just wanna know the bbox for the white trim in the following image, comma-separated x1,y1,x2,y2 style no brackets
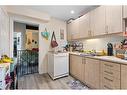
9,17,14,57
9,15,41,73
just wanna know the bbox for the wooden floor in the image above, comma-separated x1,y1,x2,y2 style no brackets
18,73,75,89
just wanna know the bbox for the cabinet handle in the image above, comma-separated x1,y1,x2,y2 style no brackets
104,85,112,89
104,71,113,75
107,26,108,33
88,30,92,36
89,31,91,36
104,77,113,82
82,59,84,64
105,25,108,34
90,30,93,36
104,64,113,67
82,59,86,64
88,30,90,36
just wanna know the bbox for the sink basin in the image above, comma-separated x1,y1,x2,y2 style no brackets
80,53,95,56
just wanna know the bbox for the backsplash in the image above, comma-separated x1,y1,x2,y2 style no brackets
80,35,125,51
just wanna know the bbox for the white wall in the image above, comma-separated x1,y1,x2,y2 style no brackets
80,35,125,51
0,7,10,57
39,18,67,74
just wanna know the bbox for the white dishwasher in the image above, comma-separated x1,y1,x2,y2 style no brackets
48,52,69,80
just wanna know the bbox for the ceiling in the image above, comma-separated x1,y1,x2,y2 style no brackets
21,5,98,21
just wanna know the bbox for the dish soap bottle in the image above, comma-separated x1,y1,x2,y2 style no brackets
124,50,127,60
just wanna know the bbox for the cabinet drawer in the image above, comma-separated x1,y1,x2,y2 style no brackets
101,67,120,79
100,74,120,89
101,61,120,71
101,81,120,89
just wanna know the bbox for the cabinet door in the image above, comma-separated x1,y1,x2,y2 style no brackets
70,54,76,76
67,20,79,41
67,23,72,41
105,6,123,34
69,54,83,81
85,58,100,88
90,6,106,36
71,19,80,40
123,5,127,18
79,13,90,38
121,65,127,89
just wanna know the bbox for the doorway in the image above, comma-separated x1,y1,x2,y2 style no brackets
13,21,39,76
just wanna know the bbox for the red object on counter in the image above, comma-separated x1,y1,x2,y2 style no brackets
32,48,39,52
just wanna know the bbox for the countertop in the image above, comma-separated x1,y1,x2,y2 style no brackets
69,52,127,65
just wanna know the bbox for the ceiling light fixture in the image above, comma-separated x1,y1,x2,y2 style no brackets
70,10,75,14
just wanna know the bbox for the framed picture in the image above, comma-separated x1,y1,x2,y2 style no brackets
60,29,64,40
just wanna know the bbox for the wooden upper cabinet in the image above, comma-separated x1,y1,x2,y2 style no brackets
123,5,127,18
79,13,90,38
71,19,80,40
67,19,79,40
89,5,123,36
90,6,106,36
105,6,123,34
67,23,72,41
67,5,123,40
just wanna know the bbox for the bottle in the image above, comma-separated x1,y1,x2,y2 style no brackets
124,50,127,60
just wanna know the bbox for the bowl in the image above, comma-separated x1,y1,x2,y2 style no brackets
115,54,124,59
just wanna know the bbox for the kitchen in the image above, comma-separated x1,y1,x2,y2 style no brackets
67,5,127,89
0,5,127,90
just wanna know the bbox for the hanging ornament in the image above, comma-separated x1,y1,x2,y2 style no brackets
41,28,50,40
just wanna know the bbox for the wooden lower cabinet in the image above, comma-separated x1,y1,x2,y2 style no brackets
84,58,100,89
69,54,84,81
100,61,120,89
70,56,100,89
121,65,127,89
69,54,127,89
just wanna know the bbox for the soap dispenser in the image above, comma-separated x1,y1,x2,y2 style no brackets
124,50,127,60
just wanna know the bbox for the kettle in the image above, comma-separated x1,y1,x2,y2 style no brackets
107,43,113,56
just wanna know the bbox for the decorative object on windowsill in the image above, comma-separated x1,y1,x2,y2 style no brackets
41,28,50,40
51,31,58,48
27,39,31,45
35,41,37,44
32,39,34,42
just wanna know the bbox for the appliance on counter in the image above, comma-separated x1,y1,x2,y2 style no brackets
48,52,69,80
69,41,83,52
107,43,113,56
121,39,127,49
